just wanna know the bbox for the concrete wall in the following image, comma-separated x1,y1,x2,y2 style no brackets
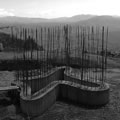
20,82,109,117
59,83,109,106
64,72,99,87
26,67,64,94
20,67,109,117
20,85,59,117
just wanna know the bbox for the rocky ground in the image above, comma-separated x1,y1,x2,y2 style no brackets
0,71,25,120
0,69,120,120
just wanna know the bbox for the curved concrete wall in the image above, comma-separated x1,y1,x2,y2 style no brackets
64,72,99,87
20,67,109,117
59,83,109,106
26,67,64,94
20,84,59,117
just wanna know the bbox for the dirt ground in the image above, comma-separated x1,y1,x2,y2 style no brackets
1,69,120,120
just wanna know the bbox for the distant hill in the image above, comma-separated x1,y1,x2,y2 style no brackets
0,15,120,51
0,15,95,24
74,15,120,51
48,15,95,22
0,15,119,25
0,15,120,29
0,15,120,31
0,16,48,24
75,15,120,31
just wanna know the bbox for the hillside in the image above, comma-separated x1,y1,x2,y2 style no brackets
0,15,95,24
0,32,41,51
75,15,120,31
0,15,120,51
0,15,119,28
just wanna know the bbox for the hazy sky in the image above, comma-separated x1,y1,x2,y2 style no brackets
0,0,119,18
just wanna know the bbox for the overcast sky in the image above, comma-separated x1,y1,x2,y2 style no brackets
0,0,119,18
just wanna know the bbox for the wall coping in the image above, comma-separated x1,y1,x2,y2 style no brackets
20,80,109,101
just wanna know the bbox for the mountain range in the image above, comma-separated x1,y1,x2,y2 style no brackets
0,14,120,51
0,15,120,29
0,15,95,23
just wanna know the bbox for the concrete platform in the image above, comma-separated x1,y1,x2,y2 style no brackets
0,86,19,91
20,81,109,117
20,67,110,117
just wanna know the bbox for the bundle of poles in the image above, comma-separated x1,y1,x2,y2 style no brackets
10,25,108,96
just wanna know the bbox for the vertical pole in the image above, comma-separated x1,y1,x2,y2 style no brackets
102,26,105,85
105,27,108,82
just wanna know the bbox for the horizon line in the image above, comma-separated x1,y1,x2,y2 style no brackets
0,14,120,19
